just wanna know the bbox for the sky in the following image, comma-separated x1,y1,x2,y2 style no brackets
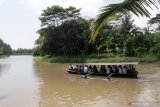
0,0,159,49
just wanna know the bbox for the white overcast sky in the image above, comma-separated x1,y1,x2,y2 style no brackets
0,0,159,49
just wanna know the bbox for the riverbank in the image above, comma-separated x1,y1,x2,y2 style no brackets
12,53,32,55
0,55,8,59
36,54,160,63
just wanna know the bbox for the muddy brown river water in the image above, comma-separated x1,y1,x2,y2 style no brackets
0,56,160,107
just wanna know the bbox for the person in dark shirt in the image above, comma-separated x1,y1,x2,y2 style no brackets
93,65,99,73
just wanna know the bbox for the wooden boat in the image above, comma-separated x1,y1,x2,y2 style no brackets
66,62,138,78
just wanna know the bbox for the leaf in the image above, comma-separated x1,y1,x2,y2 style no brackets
90,0,160,42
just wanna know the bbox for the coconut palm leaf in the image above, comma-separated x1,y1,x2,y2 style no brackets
90,0,160,42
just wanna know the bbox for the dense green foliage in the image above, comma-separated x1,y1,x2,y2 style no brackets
93,14,160,57
33,5,94,56
12,48,32,55
0,38,12,56
34,5,160,62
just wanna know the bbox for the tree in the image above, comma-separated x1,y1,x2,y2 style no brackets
12,48,32,55
148,13,160,31
36,18,92,56
34,5,93,56
0,38,12,56
94,14,142,54
90,0,160,42
118,14,142,37
39,5,81,27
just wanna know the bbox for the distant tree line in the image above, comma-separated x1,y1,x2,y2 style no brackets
12,48,32,55
0,38,12,56
33,5,160,57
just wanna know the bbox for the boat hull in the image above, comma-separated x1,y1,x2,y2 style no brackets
66,69,138,78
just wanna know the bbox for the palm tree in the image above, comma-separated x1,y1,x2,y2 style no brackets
148,13,160,31
90,0,160,42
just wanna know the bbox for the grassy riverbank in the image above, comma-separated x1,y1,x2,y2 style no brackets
37,54,160,63
0,55,8,59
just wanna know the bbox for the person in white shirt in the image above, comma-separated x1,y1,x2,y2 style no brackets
122,66,127,74
118,65,123,74
84,65,88,73
106,65,110,74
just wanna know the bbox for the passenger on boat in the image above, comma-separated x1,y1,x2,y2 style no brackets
69,64,73,70
112,65,115,73
72,65,75,71
131,65,138,74
100,65,106,73
106,65,111,74
80,65,84,73
122,65,127,74
110,65,114,73
75,65,80,74
93,65,99,73
88,65,93,73
118,65,123,74
127,65,133,73
131,65,136,72
84,65,88,73
114,65,118,73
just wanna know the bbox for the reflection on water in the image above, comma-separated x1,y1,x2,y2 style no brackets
0,56,160,107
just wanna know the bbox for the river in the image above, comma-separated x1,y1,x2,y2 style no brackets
0,56,160,107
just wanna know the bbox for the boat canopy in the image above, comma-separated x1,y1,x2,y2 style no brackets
84,62,139,66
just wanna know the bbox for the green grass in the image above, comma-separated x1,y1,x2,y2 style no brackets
0,55,7,59
37,55,86,63
36,54,160,63
86,56,139,63
140,55,160,63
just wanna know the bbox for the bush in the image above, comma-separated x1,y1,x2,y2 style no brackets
150,43,160,56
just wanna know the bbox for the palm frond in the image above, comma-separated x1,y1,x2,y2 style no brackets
90,0,160,42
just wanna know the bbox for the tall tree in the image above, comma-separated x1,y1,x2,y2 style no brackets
34,5,93,56
96,14,142,54
39,5,81,27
